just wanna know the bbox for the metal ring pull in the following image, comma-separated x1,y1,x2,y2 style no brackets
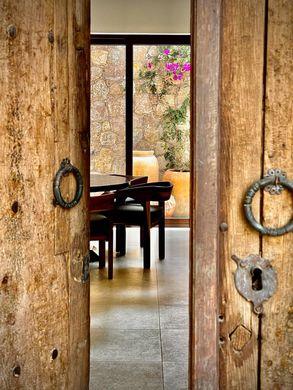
53,158,83,209
244,169,293,236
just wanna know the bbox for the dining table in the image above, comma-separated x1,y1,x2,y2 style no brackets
90,173,148,193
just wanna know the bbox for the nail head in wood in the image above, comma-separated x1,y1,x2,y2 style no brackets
219,222,228,232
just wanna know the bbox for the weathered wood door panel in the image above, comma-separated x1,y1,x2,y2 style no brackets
262,1,293,388
219,1,265,388
0,1,90,389
190,0,292,388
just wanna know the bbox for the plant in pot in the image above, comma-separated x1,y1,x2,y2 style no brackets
139,46,191,217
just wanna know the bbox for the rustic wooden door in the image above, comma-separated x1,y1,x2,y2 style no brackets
190,0,292,389
0,1,90,389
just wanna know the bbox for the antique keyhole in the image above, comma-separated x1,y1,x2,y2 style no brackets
251,267,263,291
232,254,277,314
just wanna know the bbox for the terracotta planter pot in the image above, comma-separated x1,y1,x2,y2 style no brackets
165,195,176,217
163,169,190,217
133,150,159,182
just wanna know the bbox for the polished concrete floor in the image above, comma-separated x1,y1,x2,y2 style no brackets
89,227,189,390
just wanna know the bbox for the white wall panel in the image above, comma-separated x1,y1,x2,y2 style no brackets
91,0,190,33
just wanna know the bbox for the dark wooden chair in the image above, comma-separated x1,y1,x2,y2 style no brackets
113,181,173,269
110,174,149,253
89,192,114,279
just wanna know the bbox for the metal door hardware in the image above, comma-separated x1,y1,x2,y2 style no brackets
244,168,293,236
232,254,277,314
53,158,83,208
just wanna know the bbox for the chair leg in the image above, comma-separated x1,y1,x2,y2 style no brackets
159,217,165,260
115,225,121,252
143,227,151,269
99,241,106,268
108,229,113,280
140,226,144,247
89,249,100,263
116,225,126,256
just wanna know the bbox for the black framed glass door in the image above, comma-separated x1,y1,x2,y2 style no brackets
90,35,191,220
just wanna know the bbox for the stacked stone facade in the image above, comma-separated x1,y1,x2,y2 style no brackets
91,45,190,177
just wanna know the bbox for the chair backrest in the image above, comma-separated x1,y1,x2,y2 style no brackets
89,192,115,213
109,173,148,186
115,181,173,204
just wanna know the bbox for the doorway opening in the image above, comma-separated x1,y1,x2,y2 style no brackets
89,34,191,389
90,34,191,223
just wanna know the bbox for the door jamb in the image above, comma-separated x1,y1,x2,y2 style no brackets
189,0,221,388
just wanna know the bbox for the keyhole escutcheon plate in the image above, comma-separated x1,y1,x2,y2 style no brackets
232,254,277,314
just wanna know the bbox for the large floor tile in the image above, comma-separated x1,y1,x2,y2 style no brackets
90,265,158,305
158,285,188,305
160,329,189,363
90,361,164,390
90,227,190,388
91,328,162,362
156,257,189,271
159,304,188,329
157,271,189,286
163,228,189,253
163,361,188,390
91,303,159,329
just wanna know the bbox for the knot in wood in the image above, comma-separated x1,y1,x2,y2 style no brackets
7,25,17,39
48,31,54,44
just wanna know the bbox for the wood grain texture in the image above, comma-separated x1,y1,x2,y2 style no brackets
219,1,265,388
261,1,293,388
67,0,91,388
0,1,90,389
190,0,221,388
53,0,71,256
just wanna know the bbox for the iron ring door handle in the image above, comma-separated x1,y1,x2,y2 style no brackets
244,169,293,236
53,158,83,209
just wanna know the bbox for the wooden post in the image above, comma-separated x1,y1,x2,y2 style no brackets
0,1,90,389
190,0,221,388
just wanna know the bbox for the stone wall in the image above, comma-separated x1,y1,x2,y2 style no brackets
91,45,126,173
91,45,190,176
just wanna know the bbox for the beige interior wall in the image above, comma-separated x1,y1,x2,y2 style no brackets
91,0,190,33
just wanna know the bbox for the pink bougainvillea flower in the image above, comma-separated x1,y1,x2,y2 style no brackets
166,63,180,73
163,49,170,55
173,63,180,71
147,62,153,69
182,63,191,72
174,73,183,80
